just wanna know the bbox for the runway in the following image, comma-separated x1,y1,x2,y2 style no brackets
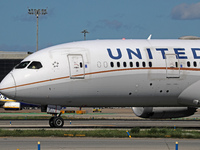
1,137,200,150
0,119,199,129
0,107,199,129
0,109,199,150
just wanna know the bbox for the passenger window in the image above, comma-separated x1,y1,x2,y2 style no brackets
123,62,127,67
117,62,120,67
103,62,108,68
194,61,197,67
15,61,30,69
187,61,190,67
149,62,152,67
110,62,114,67
142,62,146,67
130,62,133,67
175,62,178,68
28,61,43,69
80,62,83,68
136,62,139,67
97,61,101,68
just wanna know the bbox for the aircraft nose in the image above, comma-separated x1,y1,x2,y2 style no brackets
0,73,16,99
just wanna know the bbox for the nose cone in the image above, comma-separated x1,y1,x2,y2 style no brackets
0,73,16,99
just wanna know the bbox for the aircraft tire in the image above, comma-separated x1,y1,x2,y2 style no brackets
53,116,64,128
49,117,55,127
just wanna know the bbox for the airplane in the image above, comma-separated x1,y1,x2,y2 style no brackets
0,93,39,110
0,37,200,127
0,93,20,110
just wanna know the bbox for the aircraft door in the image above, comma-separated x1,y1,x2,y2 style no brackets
165,54,180,78
68,54,85,79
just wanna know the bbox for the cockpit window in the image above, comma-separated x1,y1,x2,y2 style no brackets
15,61,30,69
27,61,43,69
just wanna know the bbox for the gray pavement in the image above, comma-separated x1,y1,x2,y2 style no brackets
0,108,199,150
0,137,200,150
0,120,199,129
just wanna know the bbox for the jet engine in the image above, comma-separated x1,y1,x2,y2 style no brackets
132,107,197,119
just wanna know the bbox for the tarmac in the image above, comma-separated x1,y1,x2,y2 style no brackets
0,107,199,149
0,120,200,130
0,107,199,129
1,137,200,150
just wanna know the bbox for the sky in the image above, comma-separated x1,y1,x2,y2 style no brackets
1,0,200,52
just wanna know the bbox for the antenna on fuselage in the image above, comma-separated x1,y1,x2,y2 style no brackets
81,29,89,40
147,34,152,40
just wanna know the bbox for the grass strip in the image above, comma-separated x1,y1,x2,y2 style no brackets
0,128,200,138
0,116,50,120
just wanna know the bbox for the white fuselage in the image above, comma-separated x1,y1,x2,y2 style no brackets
0,39,200,107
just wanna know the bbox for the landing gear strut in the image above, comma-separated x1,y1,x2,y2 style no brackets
41,105,64,128
49,113,64,128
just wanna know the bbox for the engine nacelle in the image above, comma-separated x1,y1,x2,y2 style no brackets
132,107,197,119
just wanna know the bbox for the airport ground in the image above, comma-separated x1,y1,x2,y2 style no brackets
0,120,200,129
1,137,200,150
0,107,199,129
0,107,200,149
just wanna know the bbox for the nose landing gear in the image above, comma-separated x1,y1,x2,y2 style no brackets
41,105,64,128
49,115,64,128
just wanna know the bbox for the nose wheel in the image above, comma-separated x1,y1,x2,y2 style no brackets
49,116,64,128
